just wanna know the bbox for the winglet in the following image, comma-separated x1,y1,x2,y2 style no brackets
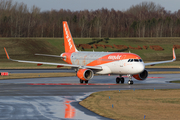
173,48,176,61
4,47,10,60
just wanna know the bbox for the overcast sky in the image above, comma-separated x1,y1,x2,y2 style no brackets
13,0,180,12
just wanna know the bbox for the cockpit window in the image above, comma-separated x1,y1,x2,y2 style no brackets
134,59,139,62
128,59,143,62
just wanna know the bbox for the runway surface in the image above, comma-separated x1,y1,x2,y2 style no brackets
0,69,74,73
0,69,180,119
0,68,180,73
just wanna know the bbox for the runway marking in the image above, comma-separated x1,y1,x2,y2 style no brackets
122,76,165,79
27,83,118,86
27,77,165,86
148,77,164,78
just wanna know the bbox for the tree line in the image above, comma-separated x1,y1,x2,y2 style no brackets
1,0,180,38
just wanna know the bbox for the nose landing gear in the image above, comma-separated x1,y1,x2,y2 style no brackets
127,74,133,85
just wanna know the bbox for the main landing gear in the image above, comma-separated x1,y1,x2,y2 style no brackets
80,79,88,84
116,75,124,84
116,75,134,85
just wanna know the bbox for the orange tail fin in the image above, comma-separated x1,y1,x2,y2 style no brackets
63,21,78,53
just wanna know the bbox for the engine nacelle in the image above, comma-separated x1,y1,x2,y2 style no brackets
133,69,148,80
77,69,94,81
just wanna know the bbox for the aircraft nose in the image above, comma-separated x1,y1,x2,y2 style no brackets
138,63,145,73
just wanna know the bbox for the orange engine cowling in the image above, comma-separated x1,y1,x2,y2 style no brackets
77,69,94,81
133,70,148,80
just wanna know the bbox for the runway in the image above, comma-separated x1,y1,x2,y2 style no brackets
0,69,180,119
0,68,74,73
0,68,180,73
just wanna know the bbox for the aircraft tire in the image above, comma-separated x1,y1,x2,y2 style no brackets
128,80,133,85
116,77,120,84
80,79,84,83
121,77,124,84
85,80,88,83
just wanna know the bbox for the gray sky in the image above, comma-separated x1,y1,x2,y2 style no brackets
13,0,180,12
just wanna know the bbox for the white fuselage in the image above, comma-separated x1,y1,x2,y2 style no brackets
65,51,145,75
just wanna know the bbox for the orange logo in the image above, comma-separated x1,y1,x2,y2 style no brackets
64,23,72,50
108,55,122,60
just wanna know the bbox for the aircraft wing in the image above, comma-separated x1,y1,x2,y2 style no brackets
4,48,102,70
144,48,176,66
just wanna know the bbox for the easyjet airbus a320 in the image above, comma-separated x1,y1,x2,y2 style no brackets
4,21,176,85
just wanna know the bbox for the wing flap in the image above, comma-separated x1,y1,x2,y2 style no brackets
35,53,65,58
13,59,102,69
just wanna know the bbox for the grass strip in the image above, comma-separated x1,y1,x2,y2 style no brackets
80,89,180,120
170,81,180,83
0,71,179,80
148,71,180,74
0,72,76,80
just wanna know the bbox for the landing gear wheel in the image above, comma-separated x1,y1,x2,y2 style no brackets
116,77,120,84
128,80,133,85
80,79,84,83
85,80,89,83
121,77,124,84
127,74,133,85
116,77,125,84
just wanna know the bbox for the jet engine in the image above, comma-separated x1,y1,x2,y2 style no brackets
77,69,94,80
133,69,148,80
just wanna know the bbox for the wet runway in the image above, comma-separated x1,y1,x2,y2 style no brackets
0,68,180,73
0,69,180,119
0,69,74,73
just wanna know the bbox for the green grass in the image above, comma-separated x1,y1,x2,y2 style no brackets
0,72,76,80
170,80,180,83
80,89,180,120
0,37,180,68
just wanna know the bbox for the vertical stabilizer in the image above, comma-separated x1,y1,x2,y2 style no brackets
63,21,78,53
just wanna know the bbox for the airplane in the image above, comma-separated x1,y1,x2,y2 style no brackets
4,21,176,85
